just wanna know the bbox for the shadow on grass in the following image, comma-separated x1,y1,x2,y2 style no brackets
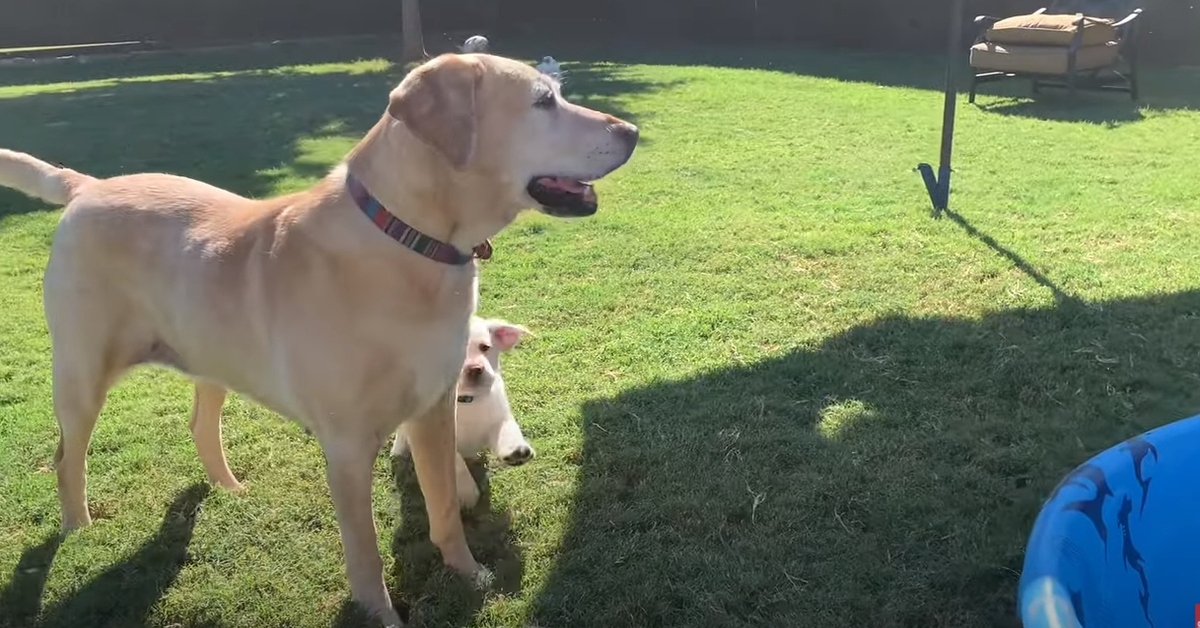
968,68,1200,125
0,39,674,221
0,36,406,89
0,533,62,628
941,208,1079,307
498,37,1200,127
503,38,956,93
973,91,1148,126
0,483,210,628
336,456,525,627
0,65,402,219
528,285,1200,626
555,61,684,132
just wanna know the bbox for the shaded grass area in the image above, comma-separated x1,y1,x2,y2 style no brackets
501,37,1200,120
2,37,1200,628
3,485,209,628
533,291,1200,627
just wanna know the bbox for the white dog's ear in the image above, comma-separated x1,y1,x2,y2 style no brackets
485,319,530,351
387,54,482,169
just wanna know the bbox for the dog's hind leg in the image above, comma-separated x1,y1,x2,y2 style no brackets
46,256,152,530
50,354,109,530
47,306,139,531
189,380,243,491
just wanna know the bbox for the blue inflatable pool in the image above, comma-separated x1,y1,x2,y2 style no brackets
1018,413,1200,628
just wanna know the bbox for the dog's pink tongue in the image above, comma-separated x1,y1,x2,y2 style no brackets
539,177,589,193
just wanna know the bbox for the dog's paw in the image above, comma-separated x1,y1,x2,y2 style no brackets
457,479,481,510
217,478,246,492
466,564,495,591
375,607,404,628
61,514,93,531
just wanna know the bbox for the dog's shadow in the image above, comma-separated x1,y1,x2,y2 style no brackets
334,455,525,628
0,483,210,628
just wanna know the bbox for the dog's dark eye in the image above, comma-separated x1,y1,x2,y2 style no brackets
479,343,491,353
533,91,556,109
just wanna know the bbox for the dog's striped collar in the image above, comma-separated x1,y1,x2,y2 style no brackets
345,172,492,265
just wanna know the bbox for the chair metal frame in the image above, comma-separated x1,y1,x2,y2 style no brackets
967,6,1143,103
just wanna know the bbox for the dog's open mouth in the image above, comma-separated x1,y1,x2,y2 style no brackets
527,176,597,217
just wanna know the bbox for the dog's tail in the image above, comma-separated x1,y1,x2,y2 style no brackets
0,149,95,205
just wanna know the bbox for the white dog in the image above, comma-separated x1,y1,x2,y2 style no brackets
392,316,533,508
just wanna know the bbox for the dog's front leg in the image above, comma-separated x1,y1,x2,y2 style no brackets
322,433,402,627
455,453,481,509
407,389,486,581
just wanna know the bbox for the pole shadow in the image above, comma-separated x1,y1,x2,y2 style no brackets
941,207,1080,307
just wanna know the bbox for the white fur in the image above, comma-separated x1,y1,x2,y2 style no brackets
392,316,533,508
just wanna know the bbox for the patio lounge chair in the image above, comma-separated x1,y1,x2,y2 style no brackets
968,0,1143,102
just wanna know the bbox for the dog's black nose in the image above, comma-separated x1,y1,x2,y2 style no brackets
502,445,534,466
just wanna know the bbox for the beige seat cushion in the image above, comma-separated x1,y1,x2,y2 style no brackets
970,41,1120,75
986,13,1117,47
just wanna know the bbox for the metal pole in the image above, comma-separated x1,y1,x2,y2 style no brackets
918,0,965,216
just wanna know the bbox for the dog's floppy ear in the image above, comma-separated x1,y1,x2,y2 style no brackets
485,319,530,351
387,54,482,169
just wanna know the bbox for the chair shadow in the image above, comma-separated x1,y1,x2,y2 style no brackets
526,283,1200,626
334,456,525,628
968,67,1200,125
0,483,211,628
973,90,1147,126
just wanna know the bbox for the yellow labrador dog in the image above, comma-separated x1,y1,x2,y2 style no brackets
0,53,637,626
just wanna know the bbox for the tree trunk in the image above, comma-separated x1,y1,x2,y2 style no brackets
401,0,427,62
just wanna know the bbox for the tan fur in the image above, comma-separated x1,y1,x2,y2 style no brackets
388,55,482,169
0,148,93,205
4,53,637,627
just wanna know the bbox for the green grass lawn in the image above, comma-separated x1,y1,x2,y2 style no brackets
3,38,1200,628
